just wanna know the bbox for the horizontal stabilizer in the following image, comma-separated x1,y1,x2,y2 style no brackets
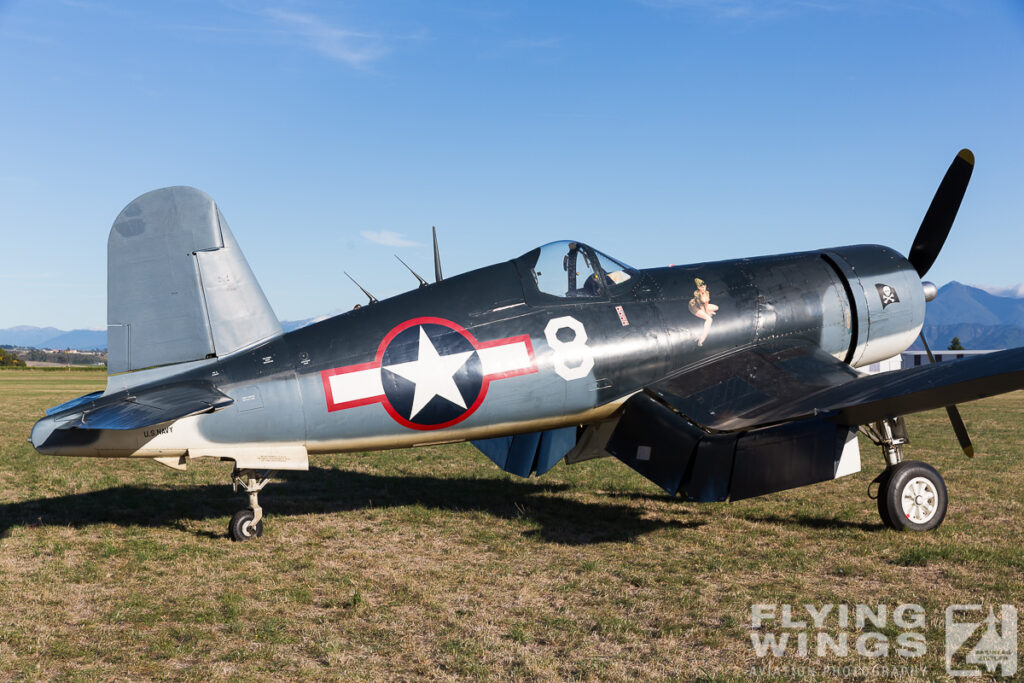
472,427,577,477
53,381,233,431
46,391,104,417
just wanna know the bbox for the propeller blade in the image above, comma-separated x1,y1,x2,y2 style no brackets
907,148,974,277
945,405,975,458
432,226,443,282
919,333,974,457
919,332,936,363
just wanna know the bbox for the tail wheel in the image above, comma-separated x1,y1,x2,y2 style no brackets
880,460,948,531
229,509,264,542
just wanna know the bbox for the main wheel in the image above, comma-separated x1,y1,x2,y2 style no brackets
229,509,264,542
880,461,947,531
875,468,896,529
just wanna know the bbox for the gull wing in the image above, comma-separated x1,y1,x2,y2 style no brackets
599,341,1024,501
646,339,1024,431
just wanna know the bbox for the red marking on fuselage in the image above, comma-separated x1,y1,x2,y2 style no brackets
321,317,538,431
321,360,384,412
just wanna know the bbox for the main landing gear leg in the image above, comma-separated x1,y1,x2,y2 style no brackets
862,417,947,531
229,469,276,542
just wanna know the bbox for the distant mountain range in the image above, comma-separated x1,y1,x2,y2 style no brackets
0,326,108,350
916,282,1024,350
0,318,319,351
2,283,1021,351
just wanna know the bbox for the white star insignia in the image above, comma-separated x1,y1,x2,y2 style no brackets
384,327,475,419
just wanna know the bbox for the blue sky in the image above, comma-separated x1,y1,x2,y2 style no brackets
1,0,1022,329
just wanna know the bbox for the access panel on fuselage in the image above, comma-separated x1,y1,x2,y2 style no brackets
742,253,852,358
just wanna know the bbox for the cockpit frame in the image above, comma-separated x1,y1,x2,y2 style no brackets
514,240,637,306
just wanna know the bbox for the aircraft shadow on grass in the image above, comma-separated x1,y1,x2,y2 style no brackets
739,514,884,532
0,466,703,544
599,491,887,531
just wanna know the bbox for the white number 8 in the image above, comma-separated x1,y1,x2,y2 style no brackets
545,316,594,381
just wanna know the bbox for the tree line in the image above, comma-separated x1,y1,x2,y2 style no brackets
0,346,106,366
0,348,22,366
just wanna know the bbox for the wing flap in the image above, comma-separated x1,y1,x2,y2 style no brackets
603,392,861,500
472,427,577,477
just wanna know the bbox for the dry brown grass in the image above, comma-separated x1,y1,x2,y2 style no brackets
1,369,1022,680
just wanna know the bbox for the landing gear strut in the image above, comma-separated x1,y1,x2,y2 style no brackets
862,417,947,531
229,469,276,541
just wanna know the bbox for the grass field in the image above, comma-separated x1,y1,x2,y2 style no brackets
1,370,1021,681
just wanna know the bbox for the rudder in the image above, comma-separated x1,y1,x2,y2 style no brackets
107,186,282,374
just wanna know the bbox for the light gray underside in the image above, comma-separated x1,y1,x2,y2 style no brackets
107,186,282,374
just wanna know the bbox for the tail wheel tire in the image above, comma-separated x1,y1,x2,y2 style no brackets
229,509,264,542
881,461,948,531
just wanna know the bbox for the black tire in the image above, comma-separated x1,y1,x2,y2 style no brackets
881,461,947,531
229,509,264,542
875,469,896,529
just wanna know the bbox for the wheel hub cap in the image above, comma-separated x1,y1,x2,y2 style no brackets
901,476,938,524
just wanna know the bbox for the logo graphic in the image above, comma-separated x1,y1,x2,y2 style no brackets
876,283,900,308
321,317,536,430
946,604,1017,677
749,603,927,661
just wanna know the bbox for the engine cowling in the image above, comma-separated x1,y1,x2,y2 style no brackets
822,245,925,368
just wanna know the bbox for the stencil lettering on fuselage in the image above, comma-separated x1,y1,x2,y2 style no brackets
321,317,537,430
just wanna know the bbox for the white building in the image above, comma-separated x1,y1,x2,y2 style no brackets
900,349,997,368
857,349,999,375
863,356,904,374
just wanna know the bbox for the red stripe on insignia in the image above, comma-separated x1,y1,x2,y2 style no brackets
321,360,384,412
477,334,537,380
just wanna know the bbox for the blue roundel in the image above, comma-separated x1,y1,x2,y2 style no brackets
379,323,483,427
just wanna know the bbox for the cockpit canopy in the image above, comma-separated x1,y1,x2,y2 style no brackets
525,241,634,299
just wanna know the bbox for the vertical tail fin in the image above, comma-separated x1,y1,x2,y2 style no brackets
107,186,282,375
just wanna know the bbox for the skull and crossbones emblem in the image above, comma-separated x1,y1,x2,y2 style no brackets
876,283,900,308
